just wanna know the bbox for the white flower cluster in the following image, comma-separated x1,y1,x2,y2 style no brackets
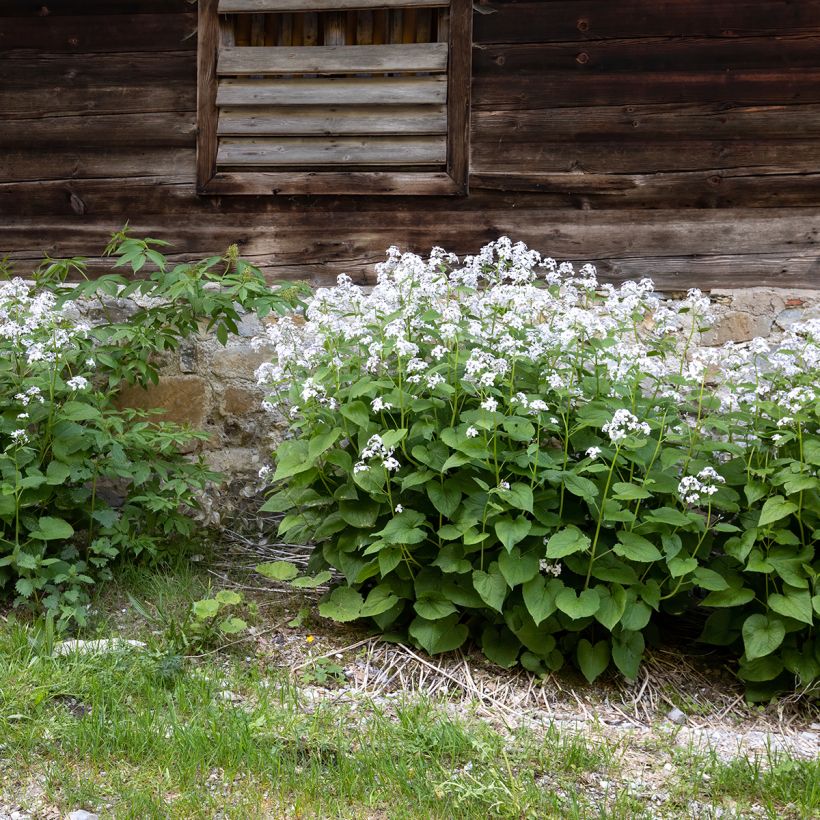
539,559,562,577
601,409,651,444
253,238,818,469
678,466,726,505
354,434,401,474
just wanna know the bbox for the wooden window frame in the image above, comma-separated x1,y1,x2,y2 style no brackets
196,0,471,196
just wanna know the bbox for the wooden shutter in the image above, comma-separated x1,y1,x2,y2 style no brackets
197,0,471,195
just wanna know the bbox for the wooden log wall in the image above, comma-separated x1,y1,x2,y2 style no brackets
0,0,818,289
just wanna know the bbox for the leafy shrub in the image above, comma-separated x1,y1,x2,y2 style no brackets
0,229,304,625
258,238,820,698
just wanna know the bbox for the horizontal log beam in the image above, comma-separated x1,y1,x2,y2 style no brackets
218,43,447,75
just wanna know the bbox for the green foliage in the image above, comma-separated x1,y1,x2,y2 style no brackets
257,239,820,697
0,228,305,625
128,587,248,652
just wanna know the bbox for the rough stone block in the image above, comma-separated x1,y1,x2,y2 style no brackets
210,344,272,381
702,311,773,346
116,375,209,428
220,385,263,418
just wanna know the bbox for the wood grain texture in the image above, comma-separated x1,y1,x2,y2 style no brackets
216,136,447,165
197,0,220,188
2,210,817,289
2,1,820,290
446,0,471,192
218,42,447,75
472,37,820,75
473,71,820,109
473,0,820,43
218,105,447,135
219,0,447,11
217,76,447,105
0,12,196,53
471,103,820,142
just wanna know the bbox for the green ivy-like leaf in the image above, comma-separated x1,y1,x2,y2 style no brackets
577,638,610,683
742,614,786,661
758,496,798,528
472,565,508,612
494,515,532,552
498,546,540,588
319,587,364,622
556,587,600,619
545,526,590,559
409,613,468,655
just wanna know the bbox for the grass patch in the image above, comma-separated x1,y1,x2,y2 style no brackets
1,564,817,819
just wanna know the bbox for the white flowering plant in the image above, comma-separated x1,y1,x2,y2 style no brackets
259,239,820,698
0,230,305,626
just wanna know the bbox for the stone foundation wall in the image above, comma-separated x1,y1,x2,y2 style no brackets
91,286,820,495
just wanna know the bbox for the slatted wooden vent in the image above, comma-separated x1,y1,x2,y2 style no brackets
198,0,470,195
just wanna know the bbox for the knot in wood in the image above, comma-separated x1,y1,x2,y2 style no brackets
576,52,589,65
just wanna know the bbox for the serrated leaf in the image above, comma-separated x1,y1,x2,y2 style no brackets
742,614,785,661
545,526,590,559
215,590,242,606
14,578,34,598
577,638,610,683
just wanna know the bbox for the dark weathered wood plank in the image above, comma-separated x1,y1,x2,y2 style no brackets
469,170,820,208
473,0,820,43
216,136,447,166
0,112,195,147
472,37,820,75
197,0,220,189
219,0,446,11
2,210,817,289
470,140,820,175
471,103,820,142
1,1,191,15
446,0,471,193
0,148,195,183
218,43,447,75
218,105,447,135
217,76,447,105
206,170,460,195
473,71,820,109
0,13,197,53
